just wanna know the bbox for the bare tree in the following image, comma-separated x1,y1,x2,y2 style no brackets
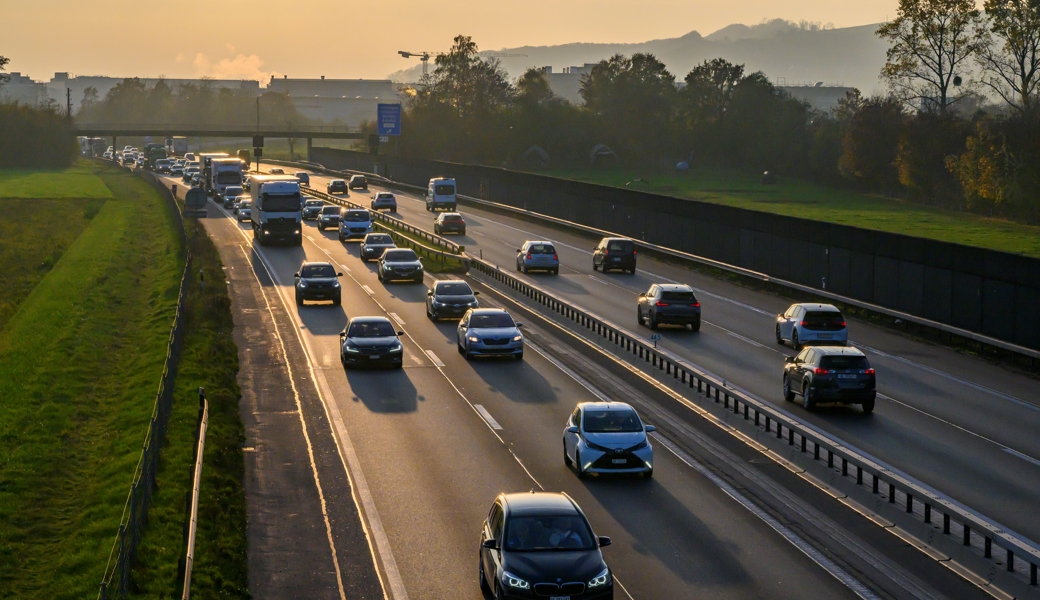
877,0,985,113
977,0,1040,113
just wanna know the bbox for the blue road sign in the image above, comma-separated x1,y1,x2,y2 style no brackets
377,103,402,136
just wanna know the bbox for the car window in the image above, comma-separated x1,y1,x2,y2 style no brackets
646,286,657,297
526,243,555,255
444,215,463,222
300,264,335,278
795,348,811,363
504,515,595,551
305,200,324,207
383,249,418,262
489,503,504,539
347,321,396,337
803,311,845,327
436,282,472,295
343,210,370,222
366,234,393,245
321,206,339,214
570,407,581,426
434,184,455,195
469,313,515,328
821,355,870,370
607,240,633,252
661,291,697,302
583,409,642,432
806,349,818,364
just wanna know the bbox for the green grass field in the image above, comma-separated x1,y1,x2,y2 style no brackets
0,162,113,198
543,168,1040,258
0,162,183,599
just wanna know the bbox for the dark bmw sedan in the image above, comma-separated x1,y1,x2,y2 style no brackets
426,279,479,320
480,492,613,600
339,317,405,369
783,346,876,413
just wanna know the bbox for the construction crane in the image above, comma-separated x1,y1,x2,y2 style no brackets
398,51,442,77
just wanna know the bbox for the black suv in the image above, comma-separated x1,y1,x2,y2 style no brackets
426,280,479,320
294,262,343,306
592,237,636,274
434,212,466,235
377,249,424,283
480,492,613,600
348,174,368,190
327,179,348,195
783,346,876,413
637,284,701,331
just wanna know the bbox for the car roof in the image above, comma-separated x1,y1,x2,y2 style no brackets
794,303,841,312
300,261,334,268
810,346,866,357
440,212,462,217
601,236,632,242
656,284,694,292
577,401,637,412
501,492,579,517
525,240,554,245
435,279,470,289
470,308,509,315
349,316,391,324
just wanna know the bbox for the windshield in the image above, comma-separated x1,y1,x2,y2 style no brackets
526,244,555,255
661,291,697,302
216,172,241,184
434,184,455,196
504,515,595,551
607,240,633,252
343,210,370,222
804,311,845,329
377,193,394,199
224,186,243,196
584,409,643,432
820,355,870,370
443,215,463,222
238,201,251,209
261,193,301,212
366,234,393,245
351,176,366,183
305,200,324,207
469,313,514,328
321,206,340,215
300,264,336,278
436,282,472,295
347,321,396,337
384,250,417,262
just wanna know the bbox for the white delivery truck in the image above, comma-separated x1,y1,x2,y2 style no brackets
210,157,244,200
250,174,303,246
425,177,457,212
165,136,188,155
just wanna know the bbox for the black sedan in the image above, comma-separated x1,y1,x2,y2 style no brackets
426,279,479,320
339,317,404,369
348,174,368,190
360,233,396,261
783,345,876,413
377,249,424,283
294,262,342,306
327,179,349,195
480,492,613,600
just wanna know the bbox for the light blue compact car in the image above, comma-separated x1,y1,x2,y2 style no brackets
516,240,560,275
563,402,655,479
457,308,524,361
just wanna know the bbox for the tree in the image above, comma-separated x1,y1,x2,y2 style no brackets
421,35,513,118
838,96,905,191
877,0,985,113
0,55,9,88
681,58,744,124
976,0,1040,114
80,86,99,112
515,68,556,108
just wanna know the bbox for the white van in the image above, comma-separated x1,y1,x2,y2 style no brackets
425,177,457,212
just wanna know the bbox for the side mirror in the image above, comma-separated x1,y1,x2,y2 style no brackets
428,290,434,296
784,356,794,363
638,293,645,298
482,538,498,550
397,331,405,336
473,291,480,296
516,249,522,253
337,272,344,277
294,272,300,278
598,536,612,548
645,425,656,433
515,323,523,328
566,426,579,434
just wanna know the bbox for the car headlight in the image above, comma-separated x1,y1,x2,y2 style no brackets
383,264,392,270
588,568,610,588
503,572,530,590
469,301,479,307
332,281,340,288
294,229,300,234
345,345,360,353
632,439,649,450
388,343,402,353
467,335,480,343
585,440,612,453
432,300,443,307
264,229,270,234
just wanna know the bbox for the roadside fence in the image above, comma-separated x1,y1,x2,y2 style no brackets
179,388,209,600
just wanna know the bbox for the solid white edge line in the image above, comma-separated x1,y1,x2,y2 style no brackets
210,197,406,600
473,405,503,430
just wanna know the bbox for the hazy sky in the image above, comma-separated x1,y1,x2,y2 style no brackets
5,0,898,82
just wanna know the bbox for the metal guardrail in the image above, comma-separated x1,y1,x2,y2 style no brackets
77,123,362,134
468,256,1040,589
180,389,209,600
98,169,192,600
302,186,464,255
370,222,470,272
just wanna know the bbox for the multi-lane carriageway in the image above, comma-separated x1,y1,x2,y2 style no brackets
157,169,1036,600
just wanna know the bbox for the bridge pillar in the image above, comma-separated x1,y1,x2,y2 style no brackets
112,136,117,159
306,138,313,162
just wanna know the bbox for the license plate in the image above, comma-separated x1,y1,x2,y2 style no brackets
612,257,620,261
369,355,380,359
612,458,627,464
550,597,570,600
838,374,856,379
818,334,832,339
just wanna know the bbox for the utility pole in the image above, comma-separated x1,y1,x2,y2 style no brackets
66,88,72,119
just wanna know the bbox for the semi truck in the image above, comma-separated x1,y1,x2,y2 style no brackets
209,157,244,200
165,136,188,155
250,174,303,246
197,153,230,193
143,143,168,170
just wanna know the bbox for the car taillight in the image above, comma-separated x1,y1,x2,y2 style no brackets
603,249,609,255
691,302,700,307
800,321,809,327
864,368,875,375
840,321,847,327
553,253,558,260
655,301,669,307
814,368,830,374
526,253,532,259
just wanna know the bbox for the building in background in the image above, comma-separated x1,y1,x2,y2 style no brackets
44,73,260,113
541,65,597,104
267,76,401,126
775,81,856,113
0,72,49,105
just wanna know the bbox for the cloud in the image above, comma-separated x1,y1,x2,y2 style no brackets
192,52,281,82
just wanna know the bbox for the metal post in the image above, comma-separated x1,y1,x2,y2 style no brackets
944,513,950,534
924,503,931,523
964,525,971,546
985,537,992,558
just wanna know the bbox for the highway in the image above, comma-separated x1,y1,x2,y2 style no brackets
151,171,986,600
283,167,1040,545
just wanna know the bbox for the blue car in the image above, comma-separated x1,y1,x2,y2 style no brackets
457,308,524,361
516,240,559,275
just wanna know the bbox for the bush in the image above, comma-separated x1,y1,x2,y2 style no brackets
0,103,77,168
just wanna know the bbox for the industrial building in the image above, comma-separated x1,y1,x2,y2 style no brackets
266,76,401,125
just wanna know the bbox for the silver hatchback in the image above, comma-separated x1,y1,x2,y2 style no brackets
516,240,559,275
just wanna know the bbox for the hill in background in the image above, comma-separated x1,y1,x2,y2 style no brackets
388,19,887,95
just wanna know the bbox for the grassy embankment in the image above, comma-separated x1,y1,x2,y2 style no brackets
543,168,1040,258
0,161,247,599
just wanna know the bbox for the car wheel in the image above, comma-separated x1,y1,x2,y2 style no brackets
637,307,644,326
783,375,795,401
434,225,440,235
776,324,784,345
464,346,473,361
427,306,435,320
391,207,397,213
861,395,876,414
479,559,491,595
340,351,346,366
802,382,816,411
791,329,801,350
563,442,573,466
514,351,523,361
690,319,701,332
333,295,341,307
592,262,599,271
552,267,559,276
516,261,522,272
648,312,659,330
643,468,654,479
457,339,465,355
295,293,302,306
575,450,587,479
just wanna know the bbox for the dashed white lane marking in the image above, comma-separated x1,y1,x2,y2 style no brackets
340,263,351,272
474,405,503,430
424,349,445,367
587,275,611,286
653,434,879,600
362,285,375,295
306,234,315,241
1005,447,1040,468
389,312,405,326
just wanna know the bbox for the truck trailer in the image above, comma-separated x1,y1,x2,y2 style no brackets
209,157,244,200
197,153,230,194
250,175,303,246
165,136,188,155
